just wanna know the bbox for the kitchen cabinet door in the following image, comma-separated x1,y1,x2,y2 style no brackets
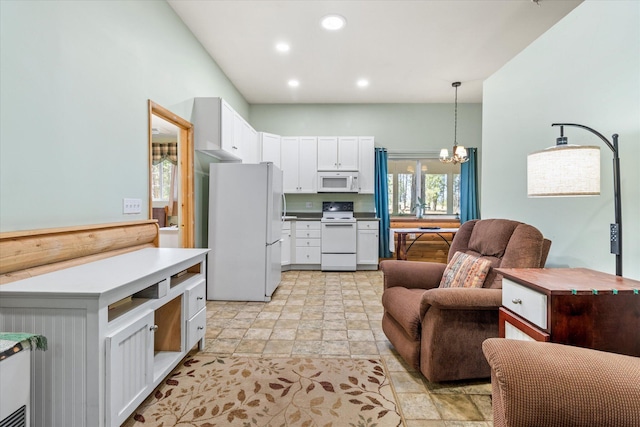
261,132,281,168
297,137,317,192
317,136,358,171
338,137,359,170
226,111,243,160
281,137,299,193
281,223,291,266
357,221,379,265
220,100,235,154
358,137,375,194
242,122,260,164
317,136,338,170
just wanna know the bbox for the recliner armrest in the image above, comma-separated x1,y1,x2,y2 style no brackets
419,288,502,317
482,338,640,427
380,260,446,290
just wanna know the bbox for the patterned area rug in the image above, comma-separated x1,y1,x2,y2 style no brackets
123,355,404,427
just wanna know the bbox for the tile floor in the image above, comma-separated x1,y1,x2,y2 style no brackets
202,270,493,426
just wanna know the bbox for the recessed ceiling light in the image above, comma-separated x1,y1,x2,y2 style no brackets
275,42,290,53
288,79,300,88
321,14,346,31
357,79,369,88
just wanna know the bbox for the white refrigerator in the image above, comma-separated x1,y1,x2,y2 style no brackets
207,162,283,301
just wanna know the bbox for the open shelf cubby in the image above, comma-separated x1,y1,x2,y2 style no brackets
170,262,202,288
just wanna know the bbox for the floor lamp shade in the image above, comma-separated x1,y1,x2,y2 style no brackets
527,145,600,197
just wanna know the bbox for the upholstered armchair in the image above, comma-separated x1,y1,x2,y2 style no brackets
482,338,640,427
380,219,551,382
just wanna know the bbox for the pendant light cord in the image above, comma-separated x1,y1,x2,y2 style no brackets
453,84,458,147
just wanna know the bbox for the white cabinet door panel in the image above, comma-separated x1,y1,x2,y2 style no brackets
317,137,338,170
106,310,154,427
261,133,281,168
298,137,317,192
338,137,359,170
281,137,299,193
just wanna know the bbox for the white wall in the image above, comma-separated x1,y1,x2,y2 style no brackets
482,1,639,279
0,0,247,238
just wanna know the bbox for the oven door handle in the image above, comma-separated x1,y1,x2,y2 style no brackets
323,223,355,227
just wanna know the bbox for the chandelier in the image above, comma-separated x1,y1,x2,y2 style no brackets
440,82,469,164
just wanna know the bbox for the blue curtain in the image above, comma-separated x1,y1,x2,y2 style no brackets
460,147,480,224
375,148,391,258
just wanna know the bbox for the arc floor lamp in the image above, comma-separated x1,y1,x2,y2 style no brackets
527,123,622,276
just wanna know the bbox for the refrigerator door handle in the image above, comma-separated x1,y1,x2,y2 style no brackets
282,193,287,222
266,239,283,247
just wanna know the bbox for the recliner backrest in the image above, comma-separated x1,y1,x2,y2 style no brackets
448,219,548,289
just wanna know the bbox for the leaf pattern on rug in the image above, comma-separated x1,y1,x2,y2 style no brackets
122,356,403,427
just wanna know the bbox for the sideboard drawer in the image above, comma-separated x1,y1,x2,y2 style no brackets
502,279,547,329
186,307,206,350
185,278,206,318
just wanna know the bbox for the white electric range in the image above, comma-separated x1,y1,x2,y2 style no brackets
320,201,357,271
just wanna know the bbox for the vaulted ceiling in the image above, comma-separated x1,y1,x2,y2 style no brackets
168,0,582,104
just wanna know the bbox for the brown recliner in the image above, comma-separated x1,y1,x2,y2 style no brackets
381,219,551,382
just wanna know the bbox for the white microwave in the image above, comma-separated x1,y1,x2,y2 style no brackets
317,171,359,193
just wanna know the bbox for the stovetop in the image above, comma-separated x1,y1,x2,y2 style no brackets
321,201,355,222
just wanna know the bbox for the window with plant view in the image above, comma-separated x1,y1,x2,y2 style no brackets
152,159,174,201
387,157,460,217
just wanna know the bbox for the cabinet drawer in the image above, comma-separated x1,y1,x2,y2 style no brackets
297,229,321,239
296,238,321,247
186,307,206,350
504,321,537,341
185,278,206,318
357,221,379,230
296,221,321,230
502,279,547,329
295,247,321,264
282,222,291,231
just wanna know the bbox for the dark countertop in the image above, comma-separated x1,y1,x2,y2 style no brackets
285,212,379,221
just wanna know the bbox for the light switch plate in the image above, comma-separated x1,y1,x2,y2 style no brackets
123,198,142,214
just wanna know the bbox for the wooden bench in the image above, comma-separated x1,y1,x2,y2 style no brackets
0,220,159,285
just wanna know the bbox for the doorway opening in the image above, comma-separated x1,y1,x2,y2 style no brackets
148,100,195,248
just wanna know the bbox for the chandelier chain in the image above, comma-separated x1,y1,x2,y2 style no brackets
454,84,458,146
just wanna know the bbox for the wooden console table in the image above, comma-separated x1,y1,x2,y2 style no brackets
497,267,640,357
390,228,458,260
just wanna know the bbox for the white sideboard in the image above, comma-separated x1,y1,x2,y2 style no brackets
0,248,210,427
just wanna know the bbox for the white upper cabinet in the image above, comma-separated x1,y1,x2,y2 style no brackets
260,132,281,168
317,137,338,170
358,137,375,194
229,111,244,159
220,100,235,154
193,97,253,162
242,121,260,164
317,136,359,171
281,137,317,193
298,137,318,192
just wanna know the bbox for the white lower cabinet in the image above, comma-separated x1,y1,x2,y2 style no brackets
293,221,321,267
281,222,292,268
357,221,379,268
0,248,210,427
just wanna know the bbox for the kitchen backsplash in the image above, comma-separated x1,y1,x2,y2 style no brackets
285,193,375,214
